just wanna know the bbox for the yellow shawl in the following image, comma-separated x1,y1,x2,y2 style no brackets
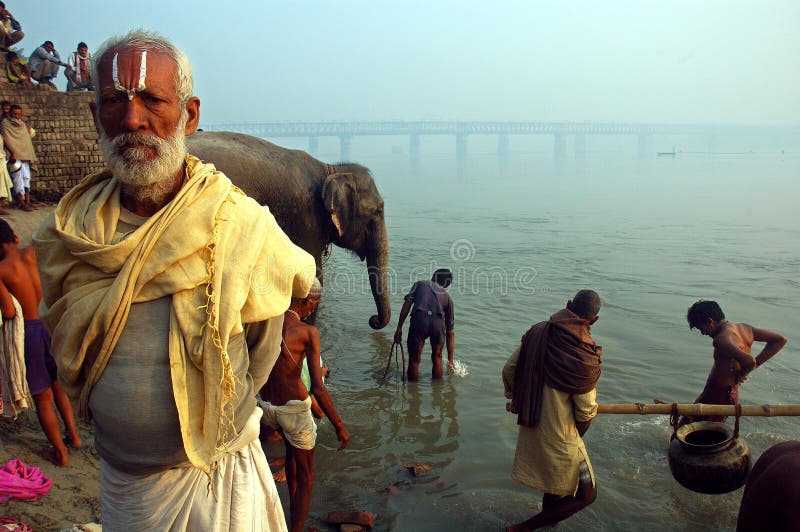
33,155,316,473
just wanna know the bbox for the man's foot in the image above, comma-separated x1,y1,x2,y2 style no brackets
43,446,69,467
0,208,10,215
272,467,287,483
19,204,32,212
64,433,82,449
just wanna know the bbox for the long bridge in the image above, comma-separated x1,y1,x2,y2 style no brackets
198,120,799,167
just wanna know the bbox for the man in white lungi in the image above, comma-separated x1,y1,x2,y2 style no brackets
34,29,315,531
502,290,603,531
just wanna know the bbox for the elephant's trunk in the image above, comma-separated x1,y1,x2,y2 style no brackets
366,219,391,329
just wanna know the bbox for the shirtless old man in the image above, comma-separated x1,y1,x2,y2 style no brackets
685,300,787,423
258,279,350,532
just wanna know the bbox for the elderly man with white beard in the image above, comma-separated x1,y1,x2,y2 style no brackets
33,30,315,531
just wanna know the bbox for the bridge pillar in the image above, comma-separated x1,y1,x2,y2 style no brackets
339,135,352,161
497,134,509,174
456,134,468,178
308,136,318,156
575,134,587,160
409,133,420,174
553,132,566,161
637,133,653,159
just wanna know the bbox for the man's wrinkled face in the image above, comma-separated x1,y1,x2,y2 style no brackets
11,108,21,120
95,48,188,188
78,46,88,58
44,43,54,53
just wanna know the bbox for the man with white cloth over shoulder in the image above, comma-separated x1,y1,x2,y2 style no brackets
33,29,316,531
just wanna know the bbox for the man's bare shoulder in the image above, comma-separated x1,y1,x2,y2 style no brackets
284,320,319,341
712,327,741,350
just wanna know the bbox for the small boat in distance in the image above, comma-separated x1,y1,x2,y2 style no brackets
657,146,677,157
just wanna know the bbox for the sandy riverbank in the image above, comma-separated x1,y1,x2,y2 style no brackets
1,413,101,530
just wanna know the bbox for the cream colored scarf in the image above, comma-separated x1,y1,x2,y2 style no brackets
33,155,316,473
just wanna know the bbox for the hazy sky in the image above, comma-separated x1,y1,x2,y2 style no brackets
10,1,799,126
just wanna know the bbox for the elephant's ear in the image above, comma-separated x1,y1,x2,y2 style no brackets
322,173,356,238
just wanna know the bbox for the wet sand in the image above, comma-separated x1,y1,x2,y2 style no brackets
1,203,103,530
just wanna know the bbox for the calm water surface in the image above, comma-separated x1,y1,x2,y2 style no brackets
270,148,800,531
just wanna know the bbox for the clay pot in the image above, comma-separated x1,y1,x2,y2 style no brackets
667,421,750,494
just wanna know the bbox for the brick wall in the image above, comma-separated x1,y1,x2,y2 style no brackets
0,57,104,199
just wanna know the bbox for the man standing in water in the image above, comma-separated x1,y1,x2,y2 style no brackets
502,290,603,531
259,278,350,532
684,300,786,423
394,268,455,381
34,29,315,530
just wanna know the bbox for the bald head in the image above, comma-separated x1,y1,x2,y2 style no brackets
569,289,601,320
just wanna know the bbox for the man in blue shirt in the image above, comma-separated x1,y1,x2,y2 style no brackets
394,268,455,381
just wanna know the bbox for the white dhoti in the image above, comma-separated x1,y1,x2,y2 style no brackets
99,407,287,532
258,396,317,450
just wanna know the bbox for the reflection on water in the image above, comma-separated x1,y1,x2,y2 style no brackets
300,151,799,531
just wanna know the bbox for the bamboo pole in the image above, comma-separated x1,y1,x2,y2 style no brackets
598,403,800,417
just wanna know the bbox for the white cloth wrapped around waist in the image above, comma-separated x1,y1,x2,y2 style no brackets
257,396,317,451
99,406,287,532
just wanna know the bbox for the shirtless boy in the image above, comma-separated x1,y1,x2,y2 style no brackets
0,220,80,466
258,279,350,532
685,300,787,422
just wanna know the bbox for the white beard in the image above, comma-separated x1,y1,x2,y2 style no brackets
98,112,188,203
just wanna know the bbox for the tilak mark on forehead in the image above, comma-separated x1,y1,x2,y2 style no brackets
112,51,148,100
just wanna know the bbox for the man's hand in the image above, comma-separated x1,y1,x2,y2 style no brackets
393,327,403,344
335,424,350,451
447,360,455,373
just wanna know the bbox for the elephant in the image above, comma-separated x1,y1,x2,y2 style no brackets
186,131,390,330
736,440,800,531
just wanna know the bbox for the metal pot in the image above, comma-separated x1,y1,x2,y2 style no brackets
667,420,750,494
6,159,22,173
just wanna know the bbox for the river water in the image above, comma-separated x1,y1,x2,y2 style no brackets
267,143,799,531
